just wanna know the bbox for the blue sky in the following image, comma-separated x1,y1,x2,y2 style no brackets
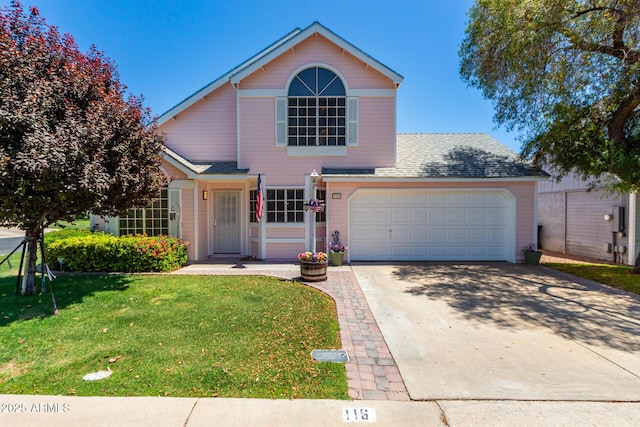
30,0,522,152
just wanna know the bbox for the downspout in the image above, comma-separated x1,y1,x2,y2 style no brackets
534,182,540,250
564,192,568,254
259,175,266,260
193,186,199,260
628,192,637,266
234,81,241,168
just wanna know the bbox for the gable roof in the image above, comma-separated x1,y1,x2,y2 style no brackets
157,22,403,126
163,146,248,179
323,133,549,180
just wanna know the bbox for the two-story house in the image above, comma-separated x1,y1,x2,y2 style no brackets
94,22,547,263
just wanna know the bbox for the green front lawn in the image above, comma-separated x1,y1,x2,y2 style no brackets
543,262,640,296
0,262,348,398
49,216,91,231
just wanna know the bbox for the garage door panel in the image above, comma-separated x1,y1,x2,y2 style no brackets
488,192,507,204
410,194,429,205
391,246,410,258
368,246,389,258
410,228,429,241
447,246,469,257
369,210,390,223
428,209,448,224
488,209,508,224
350,209,372,224
350,226,383,241
487,227,507,240
391,210,409,224
391,228,409,242
410,246,429,257
448,193,468,206
449,228,468,240
429,227,448,240
488,246,507,257
391,193,410,205
350,189,510,261
468,210,486,223
468,227,489,240
429,246,448,257
469,193,488,205
449,210,467,223
409,209,427,223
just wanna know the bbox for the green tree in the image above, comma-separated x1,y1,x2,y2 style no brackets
460,0,640,193
0,3,167,294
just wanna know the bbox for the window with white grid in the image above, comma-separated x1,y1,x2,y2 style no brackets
119,188,169,236
288,67,346,146
266,188,304,223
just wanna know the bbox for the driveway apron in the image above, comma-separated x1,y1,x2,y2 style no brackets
352,262,640,401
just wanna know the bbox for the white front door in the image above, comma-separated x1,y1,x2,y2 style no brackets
212,190,241,254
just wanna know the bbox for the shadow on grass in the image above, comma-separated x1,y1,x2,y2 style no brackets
0,273,132,327
392,262,640,352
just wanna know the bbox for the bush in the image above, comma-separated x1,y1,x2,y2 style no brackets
46,233,188,273
44,228,93,246
117,235,189,273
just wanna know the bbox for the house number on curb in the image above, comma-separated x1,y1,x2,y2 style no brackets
343,407,377,423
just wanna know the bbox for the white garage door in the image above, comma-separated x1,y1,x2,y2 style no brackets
350,189,512,261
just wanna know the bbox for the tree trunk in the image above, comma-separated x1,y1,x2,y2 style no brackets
634,251,640,274
22,229,40,295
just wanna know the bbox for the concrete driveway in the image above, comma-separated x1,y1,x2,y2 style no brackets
352,262,640,401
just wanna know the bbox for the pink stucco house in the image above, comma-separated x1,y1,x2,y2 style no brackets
95,22,547,263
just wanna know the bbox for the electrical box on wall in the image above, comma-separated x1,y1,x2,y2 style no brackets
612,206,625,232
614,245,627,254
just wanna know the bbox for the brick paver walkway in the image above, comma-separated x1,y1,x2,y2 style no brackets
305,271,409,401
172,263,410,401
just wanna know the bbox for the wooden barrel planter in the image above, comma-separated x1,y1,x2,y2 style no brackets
300,261,328,281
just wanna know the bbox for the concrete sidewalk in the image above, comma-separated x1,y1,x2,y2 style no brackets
1,394,639,426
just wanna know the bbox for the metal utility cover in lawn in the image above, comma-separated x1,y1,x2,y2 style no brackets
312,349,349,363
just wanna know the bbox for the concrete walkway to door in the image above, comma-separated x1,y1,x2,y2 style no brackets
352,262,640,402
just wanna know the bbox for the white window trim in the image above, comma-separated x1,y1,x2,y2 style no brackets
286,146,347,156
285,63,349,91
277,64,359,151
265,187,306,224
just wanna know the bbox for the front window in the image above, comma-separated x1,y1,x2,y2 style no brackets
288,67,346,146
119,188,168,236
250,188,324,224
266,188,305,223
315,188,326,223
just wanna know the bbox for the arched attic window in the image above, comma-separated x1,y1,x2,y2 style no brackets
287,67,346,146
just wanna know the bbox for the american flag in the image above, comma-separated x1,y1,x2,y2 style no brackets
256,174,263,222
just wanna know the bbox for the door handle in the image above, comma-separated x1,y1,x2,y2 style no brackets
213,219,217,226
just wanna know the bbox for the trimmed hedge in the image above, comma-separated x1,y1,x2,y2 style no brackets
45,231,188,273
44,228,93,245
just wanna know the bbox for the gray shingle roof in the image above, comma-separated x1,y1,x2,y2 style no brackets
324,133,547,179
163,147,249,176
189,161,249,175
